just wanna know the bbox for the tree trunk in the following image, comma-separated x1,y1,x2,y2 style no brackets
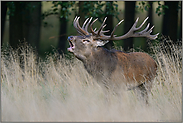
179,1,182,40
9,2,41,51
104,1,114,49
148,2,153,28
78,1,85,24
1,1,7,46
162,1,179,42
27,2,41,54
58,17,67,54
9,2,27,49
145,1,153,52
58,2,68,54
124,1,136,51
9,2,25,69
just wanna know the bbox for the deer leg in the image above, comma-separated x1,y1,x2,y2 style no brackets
137,83,149,104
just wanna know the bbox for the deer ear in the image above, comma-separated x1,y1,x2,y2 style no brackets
94,40,109,46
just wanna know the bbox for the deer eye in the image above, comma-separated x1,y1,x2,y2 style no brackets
83,40,90,42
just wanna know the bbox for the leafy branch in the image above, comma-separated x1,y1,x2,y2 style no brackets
136,1,169,16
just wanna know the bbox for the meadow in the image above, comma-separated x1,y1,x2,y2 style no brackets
1,39,182,122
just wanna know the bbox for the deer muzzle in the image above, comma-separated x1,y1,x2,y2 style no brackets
67,36,75,52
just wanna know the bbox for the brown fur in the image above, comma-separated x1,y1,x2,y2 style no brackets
113,51,157,86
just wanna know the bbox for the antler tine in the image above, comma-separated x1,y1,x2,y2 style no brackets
76,17,89,35
147,25,155,34
147,26,159,39
73,16,87,36
129,17,148,32
84,17,93,33
130,17,139,31
111,19,124,38
97,17,107,35
90,18,98,35
136,24,159,40
101,30,110,33
94,28,97,32
152,33,159,39
138,23,150,34
135,17,149,30
73,16,82,35
102,24,107,29
96,24,106,35
73,16,78,28
76,17,83,31
146,32,159,40
82,18,89,29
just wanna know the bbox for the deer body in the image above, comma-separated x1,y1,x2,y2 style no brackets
72,45,157,88
67,16,159,102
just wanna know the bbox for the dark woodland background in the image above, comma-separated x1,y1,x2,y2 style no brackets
1,1,182,59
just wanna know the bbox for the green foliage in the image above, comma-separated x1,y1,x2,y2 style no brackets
136,1,169,16
7,2,15,16
105,1,120,20
42,1,75,19
136,1,150,12
7,2,38,16
42,1,120,26
78,1,119,22
52,1,75,20
155,1,169,16
80,1,104,19
42,1,75,27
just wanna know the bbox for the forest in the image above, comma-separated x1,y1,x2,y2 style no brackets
1,1,182,58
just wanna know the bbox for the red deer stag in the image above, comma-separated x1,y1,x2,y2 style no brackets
67,16,159,103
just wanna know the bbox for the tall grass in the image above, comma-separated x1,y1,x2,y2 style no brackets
1,40,182,122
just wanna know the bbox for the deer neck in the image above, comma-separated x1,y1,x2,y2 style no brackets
84,47,110,62
82,47,118,80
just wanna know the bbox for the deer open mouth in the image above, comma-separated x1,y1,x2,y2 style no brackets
67,41,75,52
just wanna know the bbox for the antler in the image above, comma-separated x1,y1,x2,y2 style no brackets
90,17,159,40
73,16,159,40
73,16,91,36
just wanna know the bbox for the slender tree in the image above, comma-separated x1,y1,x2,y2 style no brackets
78,1,85,24
124,1,136,51
9,2,26,49
179,1,182,40
1,1,7,46
9,2,41,51
148,2,153,30
104,1,114,49
58,2,68,54
27,2,41,54
145,1,153,52
162,1,179,42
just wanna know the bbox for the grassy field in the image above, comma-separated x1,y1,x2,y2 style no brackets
1,39,182,122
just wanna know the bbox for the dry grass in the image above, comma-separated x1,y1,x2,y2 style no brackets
1,40,182,122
